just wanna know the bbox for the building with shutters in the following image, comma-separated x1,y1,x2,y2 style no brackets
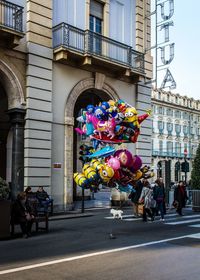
151,89,200,187
0,0,152,210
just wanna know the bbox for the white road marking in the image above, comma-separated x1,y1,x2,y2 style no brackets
189,224,200,228
0,233,199,275
165,218,200,225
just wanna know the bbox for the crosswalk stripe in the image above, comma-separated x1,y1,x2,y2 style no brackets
165,218,200,225
189,224,200,228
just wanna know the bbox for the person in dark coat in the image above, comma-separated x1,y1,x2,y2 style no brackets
11,192,35,238
174,180,188,216
158,178,166,215
130,179,144,217
153,179,165,221
36,187,53,213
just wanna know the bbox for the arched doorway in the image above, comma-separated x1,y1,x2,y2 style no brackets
0,60,25,198
0,81,10,180
73,89,111,200
64,76,119,206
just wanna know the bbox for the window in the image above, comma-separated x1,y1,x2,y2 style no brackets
167,122,173,135
183,125,188,135
159,140,163,152
175,124,181,136
183,112,189,120
175,110,181,118
158,106,163,115
90,0,103,54
166,108,173,116
167,141,173,154
158,121,164,133
175,142,181,156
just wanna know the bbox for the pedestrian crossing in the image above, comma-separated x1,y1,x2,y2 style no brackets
105,212,200,228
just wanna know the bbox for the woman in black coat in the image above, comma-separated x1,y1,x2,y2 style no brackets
11,192,35,238
174,181,188,216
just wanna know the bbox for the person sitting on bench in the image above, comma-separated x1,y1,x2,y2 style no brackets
36,187,53,213
11,192,35,238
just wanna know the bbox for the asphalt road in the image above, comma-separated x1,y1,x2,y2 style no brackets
0,208,200,279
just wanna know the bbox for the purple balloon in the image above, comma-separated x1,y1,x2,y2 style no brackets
132,155,142,171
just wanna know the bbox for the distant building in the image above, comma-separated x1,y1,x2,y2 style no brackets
151,89,200,187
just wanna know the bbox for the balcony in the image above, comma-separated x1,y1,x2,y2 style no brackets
0,0,24,48
152,150,192,159
53,23,145,81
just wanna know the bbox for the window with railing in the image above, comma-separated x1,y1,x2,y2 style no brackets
0,0,23,32
158,121,164,134
167,122,173,135
183,125,188,136
175,124,181,136
53,23,145,72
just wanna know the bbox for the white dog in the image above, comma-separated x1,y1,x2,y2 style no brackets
110,208,123,220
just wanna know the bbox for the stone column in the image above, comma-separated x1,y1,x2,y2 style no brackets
8,108,26,199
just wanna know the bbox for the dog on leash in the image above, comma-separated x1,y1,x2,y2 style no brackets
110,208,123,219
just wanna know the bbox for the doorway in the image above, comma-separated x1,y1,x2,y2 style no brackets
73,89,110,200
0,81,10,180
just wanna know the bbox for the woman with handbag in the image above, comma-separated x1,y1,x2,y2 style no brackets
11,192,35,238
138,179,154,222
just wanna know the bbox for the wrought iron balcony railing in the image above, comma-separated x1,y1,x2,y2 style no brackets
53,23,145,73
152,150,192,159
0,0,23,33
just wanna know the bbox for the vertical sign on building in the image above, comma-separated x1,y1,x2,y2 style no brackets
150,0,176,90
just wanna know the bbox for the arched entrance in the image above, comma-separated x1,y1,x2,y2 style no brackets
0,81,10,180
73,89,112,200
0,60,25,199
64,76,119,205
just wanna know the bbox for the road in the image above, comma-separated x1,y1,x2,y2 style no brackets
0,208,200,279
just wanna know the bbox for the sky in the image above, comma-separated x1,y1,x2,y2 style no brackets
152,0,200,100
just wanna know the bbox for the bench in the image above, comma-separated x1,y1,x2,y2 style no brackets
10,192,53,236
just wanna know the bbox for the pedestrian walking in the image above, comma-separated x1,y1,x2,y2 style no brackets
174,180,188,216
129,179,144,217
153,179,165,221
138,179,154,222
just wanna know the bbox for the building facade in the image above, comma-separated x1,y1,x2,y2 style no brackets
152,89,200,187
0,0,153,210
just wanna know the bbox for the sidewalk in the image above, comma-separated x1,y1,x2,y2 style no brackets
49,190,112,221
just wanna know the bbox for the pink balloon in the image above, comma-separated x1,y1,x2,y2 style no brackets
107,157,120,170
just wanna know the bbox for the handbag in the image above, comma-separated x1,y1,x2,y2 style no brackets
138,203,144,215
172,200,179,209
25,212,32,221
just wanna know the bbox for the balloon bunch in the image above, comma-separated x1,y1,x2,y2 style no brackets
73,157,115,192
74,99,153,193
75,99,151,147
74,146,154,192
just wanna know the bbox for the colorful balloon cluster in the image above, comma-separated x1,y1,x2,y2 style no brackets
75,99,151,146
73,147,154,192
74,99,153,192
